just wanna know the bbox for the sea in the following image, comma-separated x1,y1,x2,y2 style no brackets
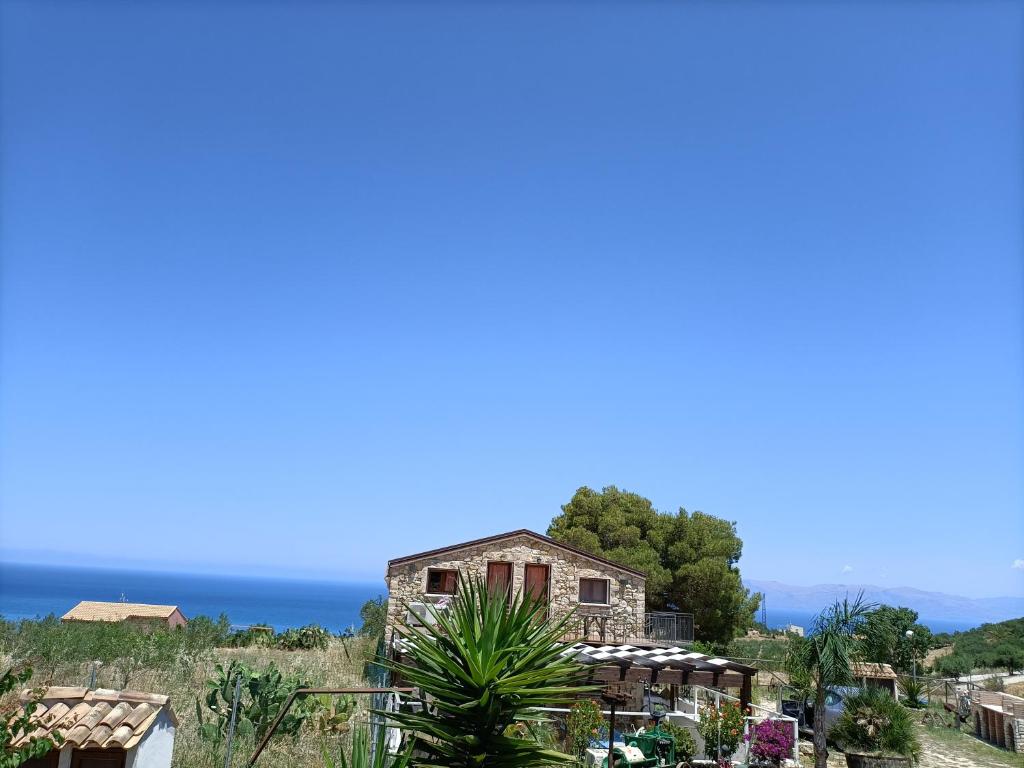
0,562,383,633
0,562,977,636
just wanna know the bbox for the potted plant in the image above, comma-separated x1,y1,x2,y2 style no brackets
829,689,921,767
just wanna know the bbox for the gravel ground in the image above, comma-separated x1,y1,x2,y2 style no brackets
798,725,1024,768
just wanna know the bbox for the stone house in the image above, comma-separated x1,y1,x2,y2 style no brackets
384,529,649,644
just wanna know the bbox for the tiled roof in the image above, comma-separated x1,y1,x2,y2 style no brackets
850,662,898,679
62,601,182,622
558,642,757,676
387,529,647,578
12,687,177,750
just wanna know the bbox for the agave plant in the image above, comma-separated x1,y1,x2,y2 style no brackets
385,575,595,768
321,724,412,768
897,675,925,708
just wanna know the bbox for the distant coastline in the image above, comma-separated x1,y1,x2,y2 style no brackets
0,561,999,636
0,561,383,633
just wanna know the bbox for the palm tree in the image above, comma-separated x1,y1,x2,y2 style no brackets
786,594,875,768
386,576,595,768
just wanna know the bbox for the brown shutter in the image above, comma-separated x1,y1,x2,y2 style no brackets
524,564,549,603
486,562,512,601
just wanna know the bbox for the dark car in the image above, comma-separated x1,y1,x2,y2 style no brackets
782,686,860,737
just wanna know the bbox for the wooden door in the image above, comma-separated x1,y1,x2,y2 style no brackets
486,562,513,602
524,564,550,607
70,750,126,768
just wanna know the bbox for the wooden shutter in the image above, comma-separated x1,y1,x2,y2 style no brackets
524,564,549,603
486,562,512,601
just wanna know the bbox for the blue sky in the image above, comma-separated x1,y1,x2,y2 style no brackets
1,1,1021,598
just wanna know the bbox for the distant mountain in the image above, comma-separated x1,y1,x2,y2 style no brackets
745,579,1024,627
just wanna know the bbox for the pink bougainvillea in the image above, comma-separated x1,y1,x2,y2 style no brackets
747,718,795,766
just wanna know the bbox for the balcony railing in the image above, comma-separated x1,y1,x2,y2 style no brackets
562,609,694,645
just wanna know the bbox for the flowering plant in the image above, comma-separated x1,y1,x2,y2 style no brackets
697,700,746,759
747,718,795,766
566,699,606,757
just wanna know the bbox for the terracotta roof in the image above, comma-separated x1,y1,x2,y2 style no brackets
387,529,646,578
12,687,177,751
851,662,898,679
62,601,184,622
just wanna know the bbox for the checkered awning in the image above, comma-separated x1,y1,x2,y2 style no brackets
558,642,756,676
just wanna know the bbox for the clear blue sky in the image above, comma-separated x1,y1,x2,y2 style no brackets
1,1,1021,598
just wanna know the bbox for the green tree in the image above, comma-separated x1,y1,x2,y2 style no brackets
358,596,388,638
860,606,932,674
933,653,971,680
547,485,760,643
786,595,874,768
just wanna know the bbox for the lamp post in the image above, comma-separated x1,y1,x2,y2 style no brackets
905,630,916,681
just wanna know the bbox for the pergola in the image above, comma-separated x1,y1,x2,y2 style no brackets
560,641,757,711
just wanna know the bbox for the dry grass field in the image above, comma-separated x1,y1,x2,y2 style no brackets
3,637,377,768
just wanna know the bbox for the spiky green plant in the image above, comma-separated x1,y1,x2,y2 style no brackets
897,675,925,708
785,594,875,768
830,688,921,763
385,576,595,768
321,724,412,768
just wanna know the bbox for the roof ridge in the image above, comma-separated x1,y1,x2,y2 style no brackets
387,529,646,577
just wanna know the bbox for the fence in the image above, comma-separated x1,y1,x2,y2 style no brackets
562,611,695,644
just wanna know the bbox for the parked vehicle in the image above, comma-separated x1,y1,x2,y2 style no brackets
782,686,860,737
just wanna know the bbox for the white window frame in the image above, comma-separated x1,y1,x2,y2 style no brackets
424,568,459,597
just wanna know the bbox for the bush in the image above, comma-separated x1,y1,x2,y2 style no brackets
933,653,971,680
747,718,794,766
829,688,921,762
697,701,746,759
1,666,63,768
566,699,605,756
898,676,925,708
660,720,696,764
277,624,330,651
359,597,387,638
196,660,315,741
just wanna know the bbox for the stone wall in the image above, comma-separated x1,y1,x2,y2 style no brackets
385,533,645,641
969,690,1024,754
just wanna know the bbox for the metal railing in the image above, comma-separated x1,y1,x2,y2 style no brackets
562,611,695,644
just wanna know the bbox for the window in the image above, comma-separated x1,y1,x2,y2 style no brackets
486,562,513,602
579,578,609,604
426,568,458,595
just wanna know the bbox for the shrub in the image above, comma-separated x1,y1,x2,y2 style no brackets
566,699,605,756
829,688,921,762
277,624,330,651
983,675,1006,692
197,660,315,741
746,718,794,766
660,720,696,764
898,675,925,708
1,666,63,768
359,597,388,638
697,701,746,759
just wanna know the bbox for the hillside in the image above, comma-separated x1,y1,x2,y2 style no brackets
934,616,1024,671
746,579,1024,626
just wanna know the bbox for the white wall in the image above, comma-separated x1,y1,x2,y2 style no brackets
125,710,176,768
